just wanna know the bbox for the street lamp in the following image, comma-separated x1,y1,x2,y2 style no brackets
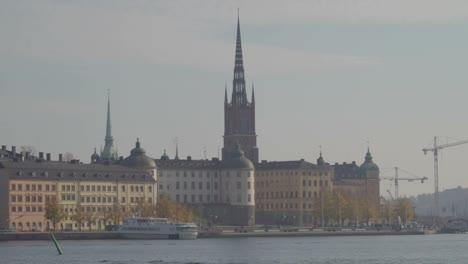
321,174,324,228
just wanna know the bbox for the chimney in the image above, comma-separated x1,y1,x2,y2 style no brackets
39,152,44,160
1,145,6,151
187,156,192,161
59,153,63,162
46,153,51,161
119,156,123,161
11,146,16,158
25,152,30,160
18,154,24,162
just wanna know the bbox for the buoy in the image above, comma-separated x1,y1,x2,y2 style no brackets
50,233,63,255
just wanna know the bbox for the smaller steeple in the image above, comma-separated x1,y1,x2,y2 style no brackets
91,147,100,163
365,147,373,162
251,82,255,103
317,145,325,166
136,137,140,148
174,142,180,160
225,83,228,104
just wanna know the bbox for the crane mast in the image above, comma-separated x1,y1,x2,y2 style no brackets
422,136,468,222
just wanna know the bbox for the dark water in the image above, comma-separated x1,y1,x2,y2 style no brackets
0,235,467,264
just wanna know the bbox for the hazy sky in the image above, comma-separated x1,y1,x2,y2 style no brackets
2,0,468,198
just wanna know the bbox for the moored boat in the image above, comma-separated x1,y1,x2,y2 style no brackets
118,217,198,239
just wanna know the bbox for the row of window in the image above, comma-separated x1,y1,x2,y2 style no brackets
11,183,153,193
11,183,56,192
10,222,44,231
169,193,252,204
256,203,314,210
61,185,153,193
159,181,252,191
256,171,329,177
160,171,219,178
11,206,43,212
256,180,328,188
61,205,147,216
10,195,54,203
256,191,320,199
80,196,116,204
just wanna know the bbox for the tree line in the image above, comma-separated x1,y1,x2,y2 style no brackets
312,190,415,226
44,195,193,231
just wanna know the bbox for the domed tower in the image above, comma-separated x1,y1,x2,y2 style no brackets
317,151,325,166
221,143,255,226
160,149,170,161
90,148,100,163
359,147,380,215
360,147,379,178
121,138,157,180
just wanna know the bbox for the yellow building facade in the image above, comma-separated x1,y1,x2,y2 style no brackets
0,141,157,232
255,157,333,226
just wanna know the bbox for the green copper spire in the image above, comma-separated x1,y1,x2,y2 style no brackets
101,91,118,160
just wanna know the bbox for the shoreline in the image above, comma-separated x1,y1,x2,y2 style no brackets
0,229,426,241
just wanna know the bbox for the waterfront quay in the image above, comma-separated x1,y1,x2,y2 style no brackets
0,228,424,241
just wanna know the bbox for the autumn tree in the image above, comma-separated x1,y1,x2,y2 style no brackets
71,206,85,231
109,203,124,225
156,195,193,222
393,198,415,224
45,196,65,231
156,196,176,219
135,199,157,217
102,208,114,227
358,196,378,225
83,211,97,231
176,203,193,222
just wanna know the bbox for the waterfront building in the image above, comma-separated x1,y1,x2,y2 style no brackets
254,153,333,226
332,148,380,220
156,143,255,226
0,140,157,231
222,14,259,164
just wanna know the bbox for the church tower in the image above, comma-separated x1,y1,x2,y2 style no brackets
100,92,118,160
222,14,258,164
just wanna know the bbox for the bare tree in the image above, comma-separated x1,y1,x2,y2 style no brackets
20,145,36,157
63,152,74,162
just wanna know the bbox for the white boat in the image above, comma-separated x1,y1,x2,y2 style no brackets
118,217,198,239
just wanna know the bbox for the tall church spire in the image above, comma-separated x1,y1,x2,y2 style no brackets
105,90,112,139
232,11,248,106
223,12,259,164
101,90,117,160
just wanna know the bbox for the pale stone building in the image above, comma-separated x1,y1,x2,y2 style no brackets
156,144,255,226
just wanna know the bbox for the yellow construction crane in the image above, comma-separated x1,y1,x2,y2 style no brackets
422,136,468,218
381,167,427,199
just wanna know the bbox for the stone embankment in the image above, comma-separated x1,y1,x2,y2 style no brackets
0,231,119,241
0,229,425,241
198,229,425,238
